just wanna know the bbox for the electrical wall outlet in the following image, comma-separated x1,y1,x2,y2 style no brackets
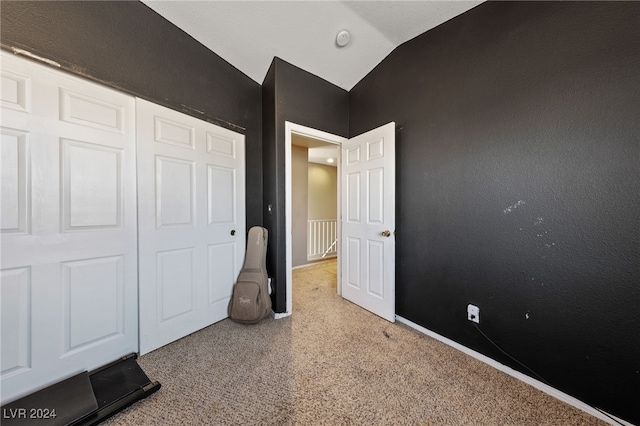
467,304,480,323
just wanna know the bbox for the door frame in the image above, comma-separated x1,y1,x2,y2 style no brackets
281,122,346,318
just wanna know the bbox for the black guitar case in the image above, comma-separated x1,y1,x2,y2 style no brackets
228,226,272,324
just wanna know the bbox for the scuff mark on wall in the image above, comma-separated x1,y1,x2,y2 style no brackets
503,200,525,214
11,47,60,67
178,103,246,131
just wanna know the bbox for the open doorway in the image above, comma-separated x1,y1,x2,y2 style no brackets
292,140,338,266
283,122,346,317
284,121,397,322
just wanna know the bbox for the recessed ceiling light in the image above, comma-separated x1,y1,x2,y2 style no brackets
336,30,350,47
327,158,334,163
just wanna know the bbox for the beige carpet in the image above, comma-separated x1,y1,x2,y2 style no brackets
104,260,605,425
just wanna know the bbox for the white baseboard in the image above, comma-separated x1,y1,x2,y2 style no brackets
273,311,291,320
293,258,336,270
292,264,312,270
395,316,632,426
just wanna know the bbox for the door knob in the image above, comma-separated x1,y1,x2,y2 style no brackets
230,230,236,236
381,230,391,237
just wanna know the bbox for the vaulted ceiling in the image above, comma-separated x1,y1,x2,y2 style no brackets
142,1,483,91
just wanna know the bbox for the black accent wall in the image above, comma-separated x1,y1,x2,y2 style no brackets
0,0,263,228
350,2,639,423
262,58,349,312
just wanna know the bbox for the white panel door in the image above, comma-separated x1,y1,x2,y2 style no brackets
341,122,395,322
137,99,245,354
0,52,138,403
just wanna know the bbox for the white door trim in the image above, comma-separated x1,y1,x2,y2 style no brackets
282,122,346,318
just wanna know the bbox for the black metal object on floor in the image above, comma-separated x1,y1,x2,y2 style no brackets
1,354,160,426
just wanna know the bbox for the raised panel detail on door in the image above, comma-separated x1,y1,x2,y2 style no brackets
206,132,235,157
60,89,123,133
367,241,384,298
138,98,245,354
1,70,30,112
367,168,384,224
208,243,236,305
367,138,384,160
0,267,31,377
157,248,195,322
347,173,361,223
62,256,124,352
62,139,122,231
347,238,361,290
207,165,235,224
155,156,195,228
1,52,138,404
154,116,195,149
347,145,360,165
1,128,30,234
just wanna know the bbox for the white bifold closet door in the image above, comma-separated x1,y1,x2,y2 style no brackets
136,99,245,354
1,52,138,403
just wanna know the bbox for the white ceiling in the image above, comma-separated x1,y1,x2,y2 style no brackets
292,133,339,166
142,0,483,91
308,145,339,167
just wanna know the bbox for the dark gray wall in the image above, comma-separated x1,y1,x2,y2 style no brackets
262,58,349,312
350,2,639,423
261,62,279,309
1,0,263,229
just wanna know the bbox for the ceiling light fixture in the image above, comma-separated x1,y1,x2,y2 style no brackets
327,158,335,164
336,30,350,48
